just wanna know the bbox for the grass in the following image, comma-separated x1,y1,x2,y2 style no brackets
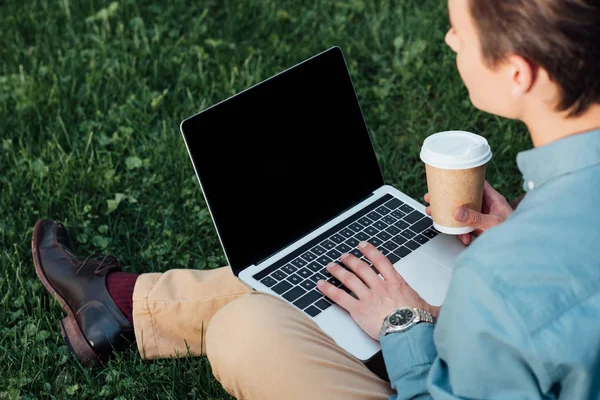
0,0,532,398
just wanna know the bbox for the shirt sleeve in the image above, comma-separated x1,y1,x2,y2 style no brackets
427,264,545,399
381,261,545,400
380,322,436,400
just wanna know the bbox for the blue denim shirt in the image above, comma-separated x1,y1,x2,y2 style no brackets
381,129,600,399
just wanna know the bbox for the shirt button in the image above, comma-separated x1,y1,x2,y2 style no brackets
528,181,535,190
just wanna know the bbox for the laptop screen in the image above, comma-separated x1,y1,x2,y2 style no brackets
181,47,384,276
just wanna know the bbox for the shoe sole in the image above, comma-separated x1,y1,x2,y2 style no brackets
31,219,100,366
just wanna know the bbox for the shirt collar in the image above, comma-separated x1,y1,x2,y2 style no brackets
516,129,600,192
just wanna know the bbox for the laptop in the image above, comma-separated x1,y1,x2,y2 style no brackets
180,46,464,361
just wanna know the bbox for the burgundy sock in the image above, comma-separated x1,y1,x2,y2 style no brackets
106,272,139,324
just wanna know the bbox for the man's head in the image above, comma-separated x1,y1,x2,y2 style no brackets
446,0,600,120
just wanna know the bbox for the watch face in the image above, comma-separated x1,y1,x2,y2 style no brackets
389,309,414,327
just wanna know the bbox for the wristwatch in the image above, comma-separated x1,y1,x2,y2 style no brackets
379,307,436,338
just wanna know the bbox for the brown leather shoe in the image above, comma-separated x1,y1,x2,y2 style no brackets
31,219,134,366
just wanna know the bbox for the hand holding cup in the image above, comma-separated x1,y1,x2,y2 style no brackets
424,180,513,245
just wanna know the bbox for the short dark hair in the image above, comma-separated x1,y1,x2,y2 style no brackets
469,0,600,117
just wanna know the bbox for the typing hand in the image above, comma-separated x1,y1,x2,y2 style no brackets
424,180,513,246
316,241,438,341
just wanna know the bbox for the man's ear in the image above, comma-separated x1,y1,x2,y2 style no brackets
507,55,536,98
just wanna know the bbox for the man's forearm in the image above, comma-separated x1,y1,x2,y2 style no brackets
380,323,436,400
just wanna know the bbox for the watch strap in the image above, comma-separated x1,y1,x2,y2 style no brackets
415,308,435,324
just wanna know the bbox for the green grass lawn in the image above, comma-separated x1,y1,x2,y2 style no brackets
1,0,532,398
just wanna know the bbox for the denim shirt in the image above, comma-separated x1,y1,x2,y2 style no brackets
381,129,600,399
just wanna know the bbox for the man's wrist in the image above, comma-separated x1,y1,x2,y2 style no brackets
379,307,436,339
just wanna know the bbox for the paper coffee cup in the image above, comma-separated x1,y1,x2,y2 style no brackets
420,131,492,235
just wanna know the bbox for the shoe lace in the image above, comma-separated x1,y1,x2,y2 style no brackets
75,253,120,276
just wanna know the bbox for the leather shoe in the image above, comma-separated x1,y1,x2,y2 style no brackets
31,219,134,366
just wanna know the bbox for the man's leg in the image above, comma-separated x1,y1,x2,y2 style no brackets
206,292,395,400
133,267,250,359
32,219,250,364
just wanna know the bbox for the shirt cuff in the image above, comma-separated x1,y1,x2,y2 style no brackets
380,322,437,380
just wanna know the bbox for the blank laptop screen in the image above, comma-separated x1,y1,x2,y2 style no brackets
181,47,384,276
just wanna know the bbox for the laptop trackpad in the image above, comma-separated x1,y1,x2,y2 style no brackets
395,253,452,307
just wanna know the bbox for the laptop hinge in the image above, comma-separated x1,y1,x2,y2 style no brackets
252,192,376,267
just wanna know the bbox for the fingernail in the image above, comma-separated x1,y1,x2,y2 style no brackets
359,241,368,248
340,253,348,260
455,208,468,221
317,280,325,287
326,262,335,269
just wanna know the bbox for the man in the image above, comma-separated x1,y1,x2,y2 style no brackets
33,0,600,398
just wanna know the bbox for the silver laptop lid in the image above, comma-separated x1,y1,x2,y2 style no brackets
180,47,384,276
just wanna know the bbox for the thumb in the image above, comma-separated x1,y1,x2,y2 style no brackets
453,207,501,231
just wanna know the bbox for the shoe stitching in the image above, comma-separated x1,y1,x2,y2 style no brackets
53,223,78,268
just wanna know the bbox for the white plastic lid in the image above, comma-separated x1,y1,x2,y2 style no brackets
420,131,492,170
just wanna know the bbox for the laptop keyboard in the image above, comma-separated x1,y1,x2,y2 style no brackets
252,194,439,318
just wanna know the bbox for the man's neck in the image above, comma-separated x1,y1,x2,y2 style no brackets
523,103,600,148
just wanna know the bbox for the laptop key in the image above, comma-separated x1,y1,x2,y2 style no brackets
287,274,303,285
272,281,293,295
401,229,416,240
301,251,317,262
387,252,401,264
291,258,307,268
306,262,321,272
382,215,397,225
355,231,370,241
345,237,360,247
330,233,346,244
301,280,315,291
368,237,383,247
348,222,364,233
415,234,430,244
386,225,401,235
260,276,277,287
399,204,414,214
316,255,332,266
410,217,434,234
281,264,297,275
315,298,333,310
404,211,425,224
391,210,406,220
376,231,392,241
394,220,410,230
384,198,404,210
320,239,336,250
391,234,407,246
309,272,326,283
305,305,322,317
364,226,378,236
297,268,312,279
336,243,352,253
311,245,327,256
293,290,323,309
325,248,341,260
283,286,307,302
327,277,343,287
271,270,287,281
339,228,354,238
367,211,382,221
350,248,362,258
405,240,421,251
375,205,391,216
423,228,438,239
358,217,373,227
373,221,387,230
381,240,399,252
393,246,412,258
